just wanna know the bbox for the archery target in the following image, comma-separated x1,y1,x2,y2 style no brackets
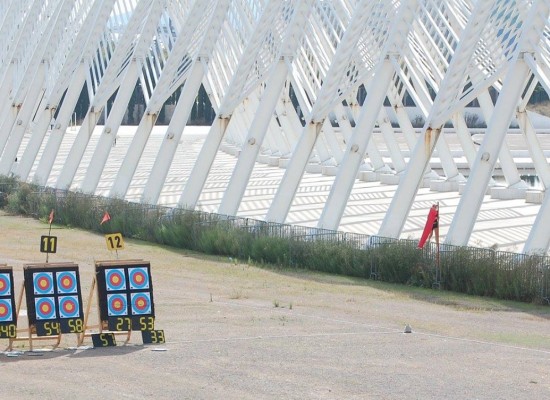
107,294,127,316
105,269,126,291
0,273,11,296
131,292,152,315
129,267,150,290
0,299,13,322
57,271,78,294
33,272,54,295
58,296,80,318
35,297,56,320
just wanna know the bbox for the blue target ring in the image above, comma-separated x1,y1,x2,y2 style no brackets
0,273,11,296
58,296,80,318
0,299,13,322
57,271,78,294
107,294,127,316
105,269,126,291
35,297,56,320
131,292,152,315
129,268,150,290
33,272,54,295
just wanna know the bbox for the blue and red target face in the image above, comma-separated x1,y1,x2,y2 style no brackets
96,263,154,322
0,269,15,324
24,265,83,325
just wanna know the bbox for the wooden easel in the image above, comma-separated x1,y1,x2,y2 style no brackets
78,275,132,346
8,281,62,351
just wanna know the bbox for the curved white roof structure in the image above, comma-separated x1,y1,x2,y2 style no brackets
3,0,550,253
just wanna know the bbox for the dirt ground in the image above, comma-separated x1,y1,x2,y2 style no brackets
1,212,550,399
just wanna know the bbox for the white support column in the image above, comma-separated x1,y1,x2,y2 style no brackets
0,63,46,172
18,64,87,181
317,58,394,230
80,61,140,194
178,116,231,208
218,60,288,216
445,61,532,246
477,91,525,188
140,62,205,204
378,108,406,173
55,109,101,189
517,109,550,189
393,102,417,151
452,112,478,167
265,121,322,222
345,103,386,172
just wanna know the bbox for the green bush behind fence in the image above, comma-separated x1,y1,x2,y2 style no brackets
1,177,549,304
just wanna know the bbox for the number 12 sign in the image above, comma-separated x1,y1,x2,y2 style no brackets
105,233,124,251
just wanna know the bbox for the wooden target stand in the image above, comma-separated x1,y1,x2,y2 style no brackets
78,269,131,347
78,259,158,347
8,263,84,351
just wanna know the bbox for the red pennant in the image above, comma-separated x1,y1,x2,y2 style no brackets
100,211,111,225
48,209,54,225
418,205,438,249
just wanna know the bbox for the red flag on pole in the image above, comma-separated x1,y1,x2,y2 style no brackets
418,204,439,249
48,209,54,225
100,211,111,225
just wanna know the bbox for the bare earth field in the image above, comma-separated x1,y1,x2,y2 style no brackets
1,212,550,399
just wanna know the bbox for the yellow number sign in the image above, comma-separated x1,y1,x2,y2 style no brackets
104,233,124,251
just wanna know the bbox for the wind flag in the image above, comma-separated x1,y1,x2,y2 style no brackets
48,209,54,225
418,204,439,249
100,211,111,225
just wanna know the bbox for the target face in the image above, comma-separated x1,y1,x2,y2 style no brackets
33,272,55,295
131,292,152,315
58,296,80,318
107,294,127,316
0,299,13,322
35,297,56,320
129,268,150,290
57,271,78,294
0,273,11,296
105,269,126,291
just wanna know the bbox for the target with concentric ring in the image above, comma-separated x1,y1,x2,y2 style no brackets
0,273,11,296
58,296,80,318
35,297,56,320
0,299,13,322
57,271,78,294
129,267,150,290
105,269,126,291
33,272,54,295
107,294,127,316
131,292,152,315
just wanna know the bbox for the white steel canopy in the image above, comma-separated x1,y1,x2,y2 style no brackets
2,0,550,254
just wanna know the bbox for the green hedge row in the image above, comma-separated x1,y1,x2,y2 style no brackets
1,176,548,304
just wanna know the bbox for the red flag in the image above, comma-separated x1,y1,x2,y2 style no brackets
100,211,111,225
48,209,54,225
418,204,439,249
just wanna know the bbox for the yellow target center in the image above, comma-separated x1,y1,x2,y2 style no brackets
135,275,143,283
0,305,6,314
137,299,145,307
0,281,5,290
65,303,74,311
112,276,120,284
62,278,71,287
39,279,48,288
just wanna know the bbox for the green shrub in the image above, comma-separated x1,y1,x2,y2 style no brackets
1,175,549,304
